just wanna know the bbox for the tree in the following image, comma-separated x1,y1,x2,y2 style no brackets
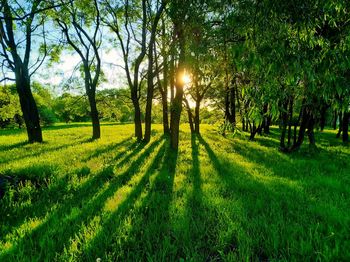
101,0,148,141
143,0,167,142
0,0,53,142
55,0,102,139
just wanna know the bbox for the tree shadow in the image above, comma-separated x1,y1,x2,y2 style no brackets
101,139,178,261
197,134,350,260
0,137,135,229
0,137,164,261
0,137,93,165
0,141,28,152
81,139,173,260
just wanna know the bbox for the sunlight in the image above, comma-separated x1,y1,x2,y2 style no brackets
181,71,191,86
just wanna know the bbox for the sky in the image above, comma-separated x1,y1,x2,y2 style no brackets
34,48,128,95
0,1,130,96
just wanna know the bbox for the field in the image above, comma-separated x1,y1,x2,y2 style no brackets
0,123,349,261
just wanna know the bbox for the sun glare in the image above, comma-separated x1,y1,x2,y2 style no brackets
181,72,191,86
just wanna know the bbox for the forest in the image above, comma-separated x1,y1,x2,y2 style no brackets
0,0,349,261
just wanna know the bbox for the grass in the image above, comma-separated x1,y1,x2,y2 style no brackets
0,123,349,261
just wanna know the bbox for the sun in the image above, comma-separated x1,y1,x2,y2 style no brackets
181,72,191,86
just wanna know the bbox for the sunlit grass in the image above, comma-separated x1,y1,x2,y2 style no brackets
0,123,349,261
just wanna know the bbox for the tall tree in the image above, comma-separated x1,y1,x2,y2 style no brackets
143,0,167,142
0,0,54,142
55,0,102,139
101,0,148,141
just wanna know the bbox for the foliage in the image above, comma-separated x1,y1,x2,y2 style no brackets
0,85,22,128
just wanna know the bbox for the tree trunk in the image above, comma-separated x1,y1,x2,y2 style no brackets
291,106,309,151
280,100,289,149
342,112,349,143
332,111,337,130
161,49,170,135
307,116,316,150
263,104,270,134
132,96,143,141
320,104,328,131
170,87,183,149
336,112,343,138
88,92,100,140
144,64,154,143
224,84,231,124
169,49,175,104
287,97,293,146
194,100,200,134
161,91,170,135
184,98,194,133
144,4,165,142
229,85,236,125
16,71,42,143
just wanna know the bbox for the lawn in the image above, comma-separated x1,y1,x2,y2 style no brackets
0,123,349,261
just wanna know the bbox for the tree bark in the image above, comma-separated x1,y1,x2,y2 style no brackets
336,112,343,138
320,104,328,131
16,71,42,143
229,85,236,125
184,98,194,133
287,97,293,146
291,106,309,151
132,96,143,141
279,100,289,149
332,111,337,130
144,2,166,143
342,112,349,143
194,100,200,134
87,92,100,139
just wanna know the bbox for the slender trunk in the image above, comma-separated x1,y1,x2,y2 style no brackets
170,87,183,149
342,112,349,143
263,104,270,134
16,70,42,143
169,49,175,104
287,97,293,146
336,112,343,138
88,92,100,139
170,20,185,150
291,106,309,151
144,59,154,143
229,85,236,125
194,100,200,134
280,100,289,149
332,111,337,130
132,95,143,141
249,121,257,140
144,4,165,142
184,98,194,133
161,91,170,135
307,116,316,149
320,105,328,131
161,42,170,135
224,84,231,124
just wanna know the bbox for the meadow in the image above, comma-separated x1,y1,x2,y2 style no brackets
0,123,349,261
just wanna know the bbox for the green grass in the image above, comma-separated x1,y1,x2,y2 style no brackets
0,123,349,261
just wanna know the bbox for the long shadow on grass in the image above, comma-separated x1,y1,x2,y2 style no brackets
0,141,28,152
0,137,164,261
0,137,93,165
197,134,350,260
0,137,134,233
90,140,178,261
80,140,173,260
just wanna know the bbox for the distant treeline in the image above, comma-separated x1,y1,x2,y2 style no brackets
0,83,220,129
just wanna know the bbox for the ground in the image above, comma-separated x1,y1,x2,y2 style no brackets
0,123,349,261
